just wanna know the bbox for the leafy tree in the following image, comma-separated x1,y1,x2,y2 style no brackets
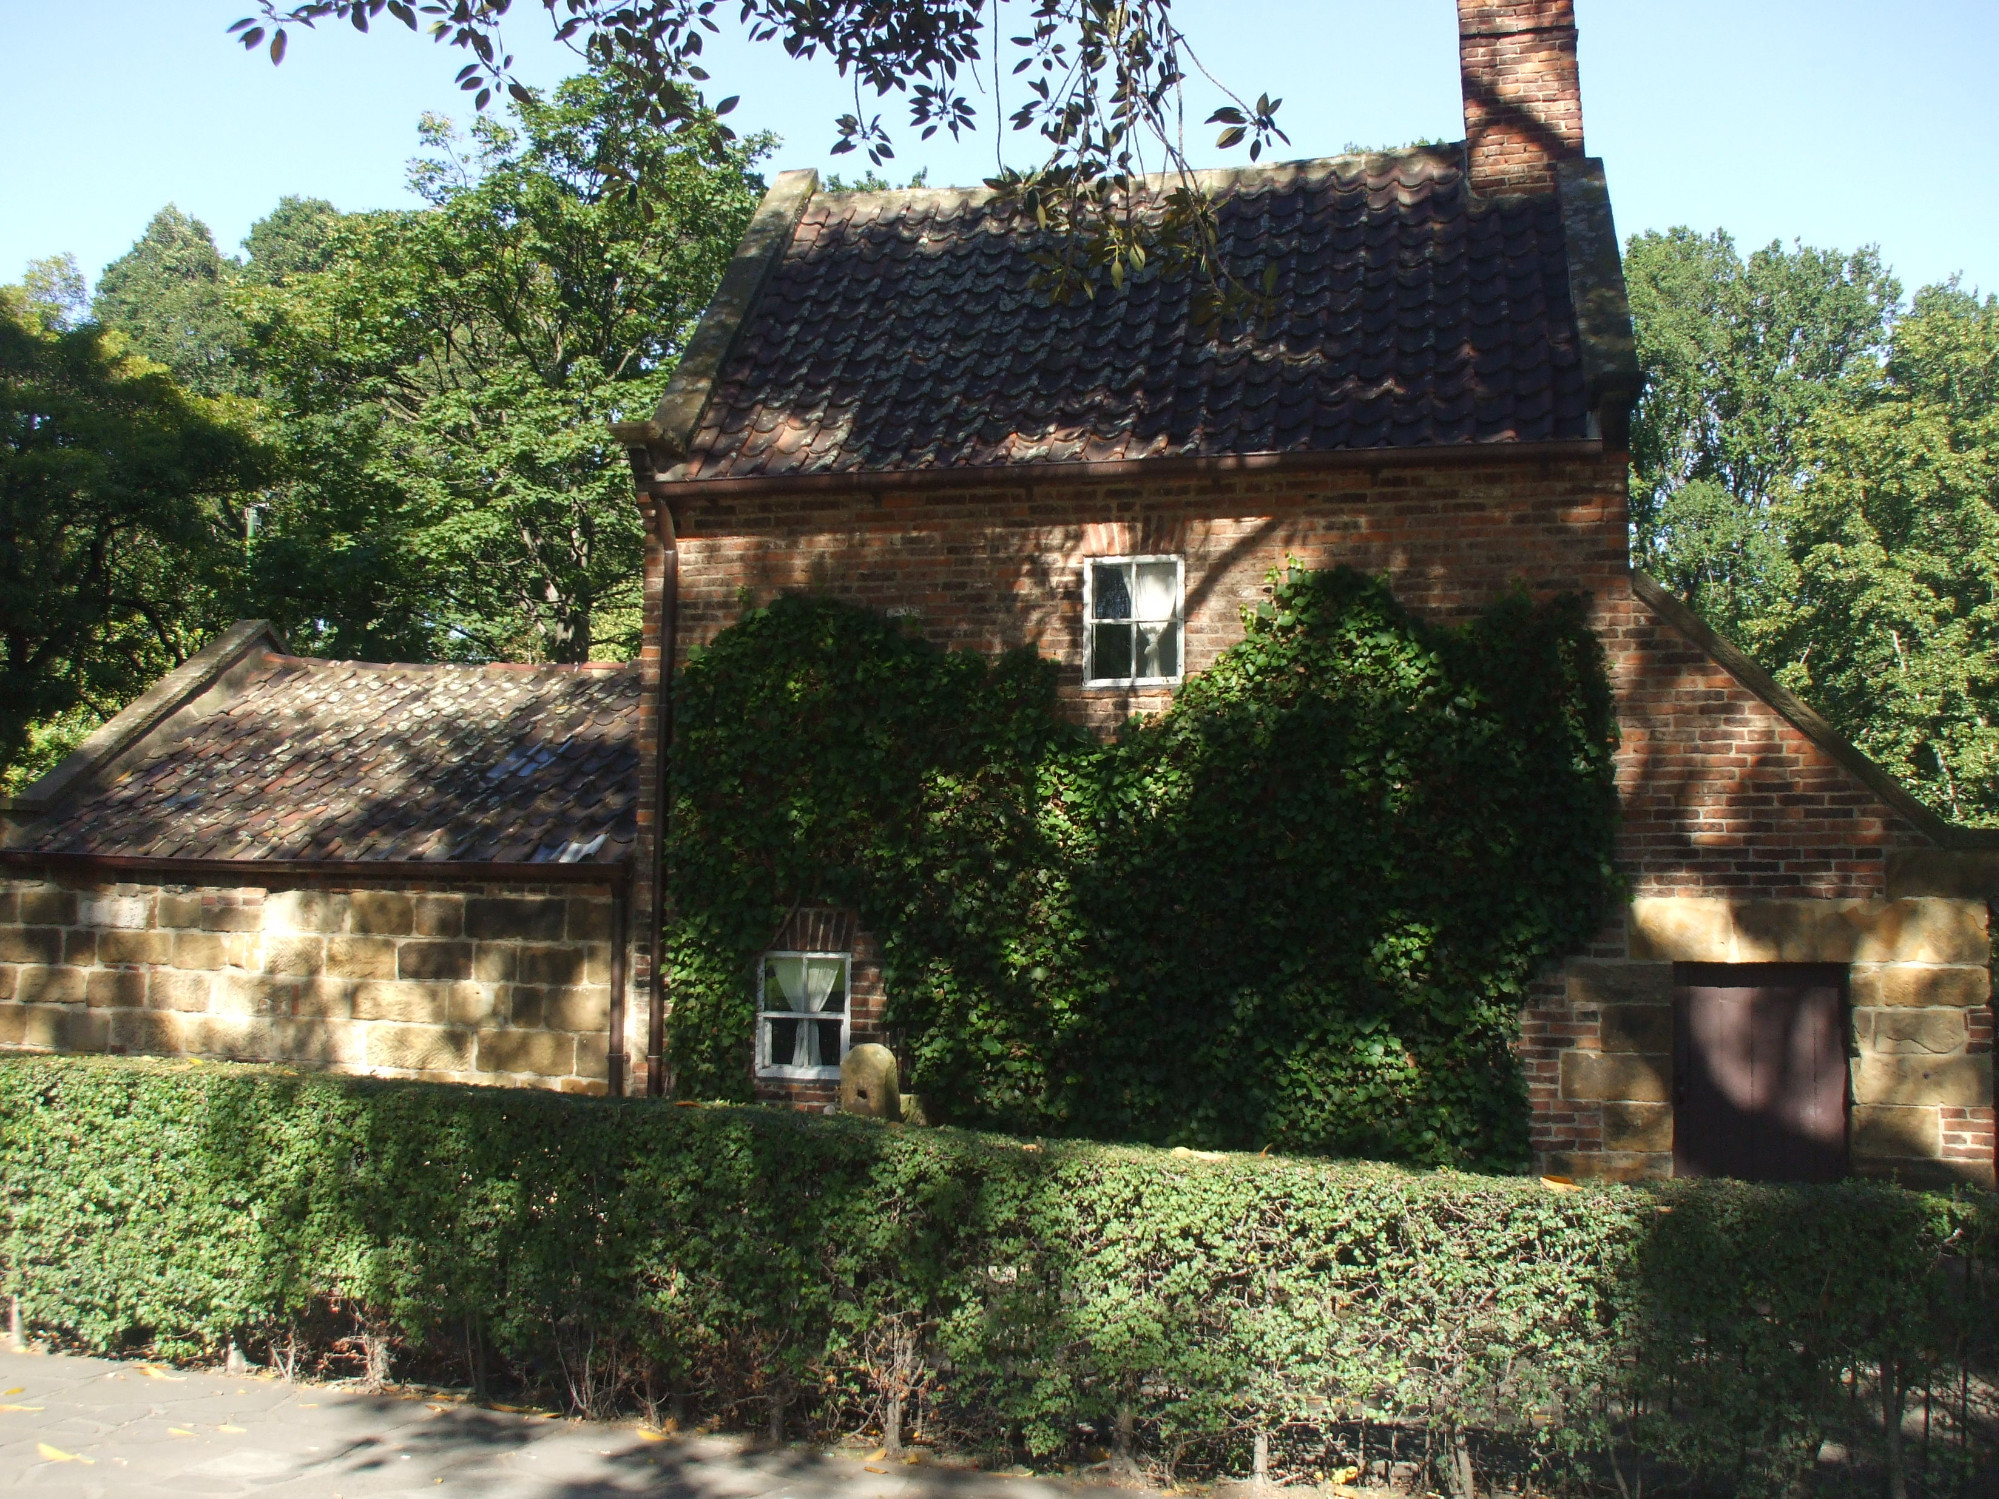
240,196,345,284
227,0,1287,316
1755,285,1999,822
1626,228,1899,639
91,208,249,397
16,255,87,334
0,297,266,787
242,71,767,661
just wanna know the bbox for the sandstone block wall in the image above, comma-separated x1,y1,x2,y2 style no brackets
1523,897,1995,1188
0,875,631,1094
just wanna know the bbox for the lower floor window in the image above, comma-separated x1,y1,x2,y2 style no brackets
758,951,850,1078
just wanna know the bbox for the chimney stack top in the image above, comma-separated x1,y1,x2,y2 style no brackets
1458,0,1585,196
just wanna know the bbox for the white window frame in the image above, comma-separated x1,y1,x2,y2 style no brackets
755,949,852,1081
1083,554,1185,687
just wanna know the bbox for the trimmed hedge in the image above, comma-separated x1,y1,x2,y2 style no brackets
2,1057,1996,1497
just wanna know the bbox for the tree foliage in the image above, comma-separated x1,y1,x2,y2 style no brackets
1628,228,1999,822
242,72,766,661
1756,285,1999,822
227,0,1288,318
667,567,1619,1168
1625,228,1899,640
0,298,266,785
92,207,251,398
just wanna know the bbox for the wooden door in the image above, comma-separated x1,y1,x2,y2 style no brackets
1673,963,1848,1182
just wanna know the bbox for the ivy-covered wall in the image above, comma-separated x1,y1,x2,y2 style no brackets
666,565,1619,1169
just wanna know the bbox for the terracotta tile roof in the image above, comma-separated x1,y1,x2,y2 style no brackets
675,149,1592,482
27,653,640,864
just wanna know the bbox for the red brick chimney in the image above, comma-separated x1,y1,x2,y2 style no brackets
1457,0,1585,196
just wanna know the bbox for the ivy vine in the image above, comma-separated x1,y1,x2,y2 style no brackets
666,565,1620,1169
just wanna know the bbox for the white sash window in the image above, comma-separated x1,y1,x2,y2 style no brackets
1085,556,1184,685
757,951,850,1079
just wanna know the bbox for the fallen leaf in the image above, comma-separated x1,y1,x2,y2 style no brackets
137,1366,185,1381
297,1402,318,1408
1330,1465,1361,1484
0,1403,45,1411
866,1464,889,1474
637,1428,671,1443
2,1387,21,1394
1539,1175,1578,1193
866,1448,887,1461
904,1455,920,1465
37,1442,93,1464
219,1423,248,1433
168,1428,194,1437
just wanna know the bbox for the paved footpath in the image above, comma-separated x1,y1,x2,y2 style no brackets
0,1349,1103,1499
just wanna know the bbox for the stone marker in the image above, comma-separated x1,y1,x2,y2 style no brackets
840,1044,900,1120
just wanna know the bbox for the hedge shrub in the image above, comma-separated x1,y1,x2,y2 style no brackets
4,1057,1995,1496
667,567,1620,1168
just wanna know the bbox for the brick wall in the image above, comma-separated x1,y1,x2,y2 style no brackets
641,447,1992,1173
651,453,1932,896
0,875,631,1094
1456,0,1585,197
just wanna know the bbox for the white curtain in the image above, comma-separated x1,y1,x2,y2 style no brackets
798,958,842,1066
1132,561,1177,621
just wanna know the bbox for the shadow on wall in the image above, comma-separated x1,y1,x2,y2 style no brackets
3,1057,1993,1498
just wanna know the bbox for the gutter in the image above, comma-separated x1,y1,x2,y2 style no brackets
645,505,680,1098
638,437,1610,503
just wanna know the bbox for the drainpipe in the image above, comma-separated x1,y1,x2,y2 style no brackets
647,501,680,1097
606,874,628,1097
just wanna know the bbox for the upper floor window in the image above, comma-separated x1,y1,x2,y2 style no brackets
1085,556,1183,686
757,951,849,1079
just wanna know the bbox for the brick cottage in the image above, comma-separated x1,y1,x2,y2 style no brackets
606,0,1998,1184
4,0,1995,1186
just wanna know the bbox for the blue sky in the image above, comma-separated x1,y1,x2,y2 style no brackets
4,1,1995,300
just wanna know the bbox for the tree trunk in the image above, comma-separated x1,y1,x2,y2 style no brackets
1883,1359,1909,1499
1443,1426,1476,1499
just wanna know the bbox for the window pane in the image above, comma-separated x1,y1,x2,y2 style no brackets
762,955,805,1010
766,1016,800,1066
1132,560,1178,621
803,957,846,1013
1138,621,1180,679
1091,562,1132,622
812,1019,843,1066
1091,622,1134,680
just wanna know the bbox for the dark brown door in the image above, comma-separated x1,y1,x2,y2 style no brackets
1673,963,1848,1182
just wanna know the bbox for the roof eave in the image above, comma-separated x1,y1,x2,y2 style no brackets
1555,158,1642,447
2,620,287,841
650,436,1608,502
613,167,820,487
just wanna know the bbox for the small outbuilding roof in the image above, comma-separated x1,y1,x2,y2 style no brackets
2,623,639,867
623,146,1639,486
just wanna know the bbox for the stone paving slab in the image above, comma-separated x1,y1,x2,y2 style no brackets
0,1350,1098,1499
